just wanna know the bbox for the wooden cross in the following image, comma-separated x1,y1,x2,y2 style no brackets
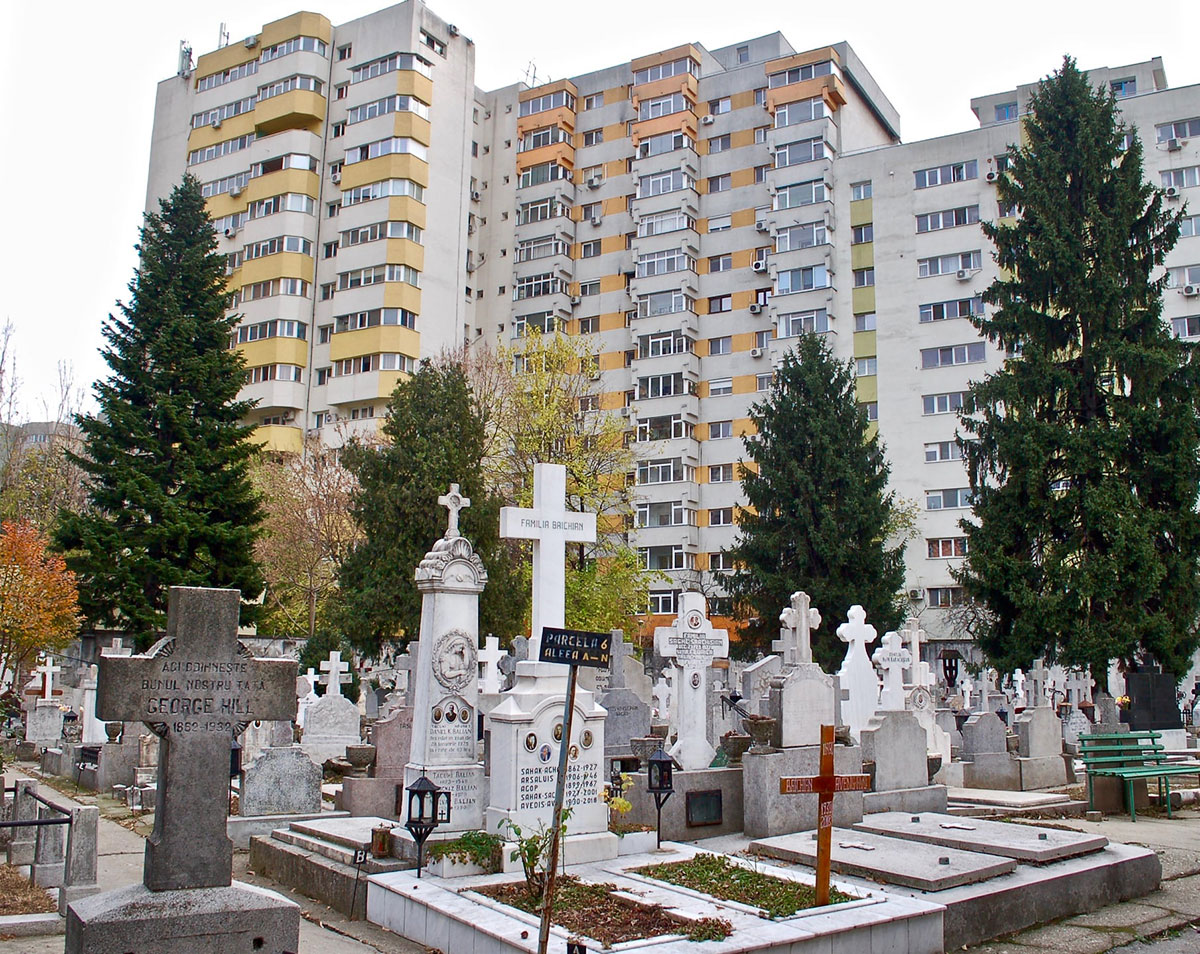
778,724,871,906
320,649,351,698
438,482,470,539
96,587,297,891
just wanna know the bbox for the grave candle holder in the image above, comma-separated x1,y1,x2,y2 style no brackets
404,773,450,878
646,747,674,850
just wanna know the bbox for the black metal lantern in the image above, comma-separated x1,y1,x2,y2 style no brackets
404,773,451,877
646,747,674,849
609,763,625,800
940,651,961,688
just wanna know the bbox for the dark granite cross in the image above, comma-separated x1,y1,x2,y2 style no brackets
97,587,297,891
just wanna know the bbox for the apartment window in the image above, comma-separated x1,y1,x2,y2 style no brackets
637,289,692,317
513,272,561,300
755,329,772,348
709,420,733,439
914,160,979,189
710,507,734,526
638,414,691,441
315,368,331,386
768,60,834,88
335,83,348,99
317,324,333,344
421,30,446,56
922,342,985,368
708,295,732,313
637,247,694,277
708,213,732,232
337,44,352,61
776,221,826,251
853,268,875,287
775,178,826,210
341,178,425,207
710,463,734,483
333,308,416,333
634,57,697,85
916,206,980,233
998,200,1019,219
709,336,731,356
855,313,876,332
709,97,731,115
350,52,433,84
581,239,601,258
920,297,984,323
639,545,690,571
737,45,750,64
708,174,732,193
232,319,307,344
756,373,773,391
1162,167,1200,191
639,331,692,357
710,377,733,396
928,537,969,559
341,220,423,248
583,92,603,110
332,121,346,138
774,96,824,128
638,373,690,400
776,136,826,168
328,202,341,218
1158,117,1200,143
711,551,735,572
187,133,254,166
923,391,967,415
995,102,1018,122
851,224,874,245
925,441,964,462
638,168,692,198
855,357,877,376
780,308,830,336
709,254,732,273
579,280,601,296
583,128,604,146
776,264,828,294
851,180,872,200
1110,77,1136,98
648,590,680,614
347,93,431,124
926,487,973,510
637,457,689,484
1179,213,1200,237
638,130,691,158
343,133,429,164
640,92,687,121
755,126,768,144
709,134,731,154
639,209,694,237
918,250,982,277
928,587,964,608
863,402,878,421
578,315,599,334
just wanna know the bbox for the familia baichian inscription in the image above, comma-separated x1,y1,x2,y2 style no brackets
97,587,296,892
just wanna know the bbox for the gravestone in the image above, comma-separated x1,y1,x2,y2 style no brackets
296,669,319,728
320,650,352,698
1125,664,1183,731
78,665,107,746
767,591,836,748
900,617,932,688
1012,669,1028,708
1063,707,1092,746
872,631,911,712
299,690,361,765
1013,706,1068,789
25,656,65,745
836,606,881,742
860,710,947,813
1093,691,1126,735
741,655,782,716
497,636,528,692
478,634,504,695
339,705,413,819
67,586,299,954
599,631,650,762
960,711,1019,789
907,685,952,764
240,746,321,816
654,592,729,770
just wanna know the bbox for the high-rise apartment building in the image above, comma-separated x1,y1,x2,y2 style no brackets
145,3,1200,648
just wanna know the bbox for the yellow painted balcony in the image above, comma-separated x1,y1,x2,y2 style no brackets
516,140,576,173
632,110,697,146
243,168,320,205
631,72,698,106
327,370,407,407
238,251,314,289
329,324,420,362
517,105,576,137
254,89,326,136
383,238,425,272
390,111,432,147
237,336,308,368
385,196,428,230
187,112,256,152
260,11,331,48
765,73,847,115
392,71,434,106
250,424,304,453
851,242,874,271
339,152,429,193
852,286,876,315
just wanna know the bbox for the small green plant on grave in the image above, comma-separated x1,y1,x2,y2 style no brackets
498,807,572,900
685,916,733,942
425,830,503,872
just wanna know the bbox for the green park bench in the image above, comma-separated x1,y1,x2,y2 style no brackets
1078,730,1200,822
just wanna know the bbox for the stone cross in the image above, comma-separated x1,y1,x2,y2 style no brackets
1065,669,1092,707
774,591,820,666
96,587,296,891
960,673,974,710
1029,661,1050,707
34,656,61,701
900,617,931,687
499,462,597,657
101,637,132,657
607,629,637,691
478,634,504,695
654,592,728,770
303,668,319,698
1012,669,1027,707
438,482,470,539
320,650,351,698
835,605,881,740
872,631,912,712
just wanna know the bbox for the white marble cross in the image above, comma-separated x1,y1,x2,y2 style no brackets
900,617,931,688
654,592,728,770
1065,669,1092,707
478,634,504,695
835,605,881,740
872,631,912,712
101,638,132,657
774,591,820,666
302,668,320,700
499,462,597,657
35,656,61,701
1012,669,1027,707
320,650,351,698
960,673,974,710
438,483,470,539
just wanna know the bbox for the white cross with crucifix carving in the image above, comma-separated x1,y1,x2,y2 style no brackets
872,631,912,712
438,483,470,539
499,462,597,657
835,605,881,740
302,668,320,700
774,591,820,666
960,673,974,710
35,656,61,701
1012,669,1027,707
320,650,351,698
478,634,504,695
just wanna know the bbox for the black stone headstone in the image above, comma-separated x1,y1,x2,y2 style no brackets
1124,664,1182,731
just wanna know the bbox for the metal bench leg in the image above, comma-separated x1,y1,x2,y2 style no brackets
1087,774,1094,812
1127,778,1136,822
1164,778,1173,818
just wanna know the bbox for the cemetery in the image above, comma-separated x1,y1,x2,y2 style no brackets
2,463,1199,954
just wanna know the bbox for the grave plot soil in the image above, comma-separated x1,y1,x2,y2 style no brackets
0,864,58,916
634,852,852,918
473,876,729,946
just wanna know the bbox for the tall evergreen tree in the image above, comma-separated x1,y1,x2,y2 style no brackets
336,361,524,653
56,176,264,641
957,57,1200,677
725,335,906,666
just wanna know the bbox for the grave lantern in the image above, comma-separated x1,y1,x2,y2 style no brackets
404,773,450,878
646,746,674,849
609,763,625,800
940,651,961,687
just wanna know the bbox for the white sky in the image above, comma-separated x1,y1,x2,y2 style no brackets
1,0,1194,418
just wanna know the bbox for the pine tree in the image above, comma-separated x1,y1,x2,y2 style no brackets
725,334,905,667
957,57,1200,678
55,176,264,642
336,361,524,653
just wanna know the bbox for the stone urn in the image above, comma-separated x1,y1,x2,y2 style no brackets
648,723,669,740
344,744,376,779
720,732,752,765
743,715,777,754
105,722,123,744
630,736,662,765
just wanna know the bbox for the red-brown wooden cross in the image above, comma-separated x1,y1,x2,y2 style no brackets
778,723,871,905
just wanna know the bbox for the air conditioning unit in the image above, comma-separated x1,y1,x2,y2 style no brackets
224,227,238,238
985,171,999,183
956,268,971,281
211,117,222,130
700,115,715,126
281,412,295,423
590,216,603,227
1166,186,1180,199
619,407,630,417
908,589,923,601
755,220,769,232
750,347,764,358
752,260,768,273
748,303,763,315
1167,138,1183,152
590,370,602,380
586,176,602,189
229,184,243,197
331,171,341,184
244,36,258,48
448,23,460,36
471,190,481,200
570,295,582,306
1184,284,1200,297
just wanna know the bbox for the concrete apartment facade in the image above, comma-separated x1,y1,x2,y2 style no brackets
144,2,1200,648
